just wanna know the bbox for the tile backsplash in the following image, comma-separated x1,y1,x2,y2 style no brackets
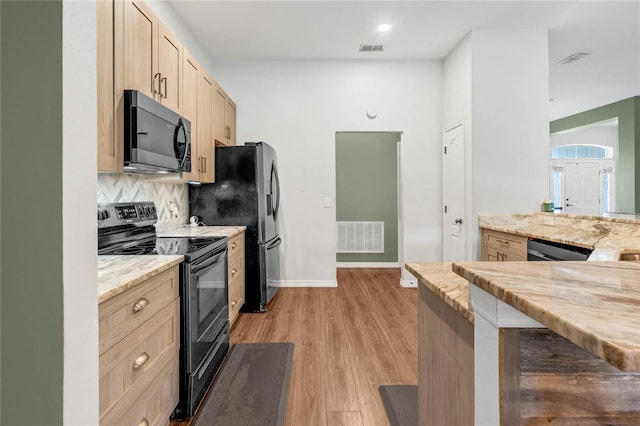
97,173,188,230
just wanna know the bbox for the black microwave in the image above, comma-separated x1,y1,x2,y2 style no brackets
123,90,191,174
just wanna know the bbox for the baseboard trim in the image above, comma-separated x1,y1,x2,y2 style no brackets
336,262,400,268
400,278,418,288
276,280,338,288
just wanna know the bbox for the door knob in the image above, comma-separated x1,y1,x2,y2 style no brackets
454,218,463,224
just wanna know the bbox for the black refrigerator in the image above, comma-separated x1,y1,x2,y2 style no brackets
189,142,281,312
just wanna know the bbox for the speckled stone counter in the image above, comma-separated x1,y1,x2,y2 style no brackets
157,225,246,239
97,255,183,303
452,260,640,372
479,212,640,260
405,262,473,322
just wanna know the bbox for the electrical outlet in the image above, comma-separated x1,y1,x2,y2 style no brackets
323,197,331,208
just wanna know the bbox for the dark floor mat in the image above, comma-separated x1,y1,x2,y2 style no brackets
379,384,418,426
193,342,294,426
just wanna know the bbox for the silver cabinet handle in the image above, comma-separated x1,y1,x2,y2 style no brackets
132,352,150,370
454,218,463,224
153,73,161,96
132,298,149,313
161,77,167,98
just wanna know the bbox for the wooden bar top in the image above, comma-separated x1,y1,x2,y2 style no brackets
452,261,640,372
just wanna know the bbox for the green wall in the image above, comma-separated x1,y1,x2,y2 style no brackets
1,2,64,424
336,132,399,263
550,97,639,212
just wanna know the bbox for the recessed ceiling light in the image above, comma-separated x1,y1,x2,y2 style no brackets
377,24,391,32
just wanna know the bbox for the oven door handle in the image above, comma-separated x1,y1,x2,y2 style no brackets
191,248,227,275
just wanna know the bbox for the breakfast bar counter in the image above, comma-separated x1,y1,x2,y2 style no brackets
407,260,640,425
453,261,640,371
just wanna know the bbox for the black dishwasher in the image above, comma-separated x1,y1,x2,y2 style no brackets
527,238,593,261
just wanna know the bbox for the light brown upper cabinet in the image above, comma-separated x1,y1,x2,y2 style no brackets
180,50,200,182
182,50,214,183
120,0,182,110
97,0,119,172
97,0,234,178
225,97,237,146
197,71,216,183
213,83,237,146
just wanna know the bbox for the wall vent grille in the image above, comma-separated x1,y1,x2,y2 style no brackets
337,221,384,253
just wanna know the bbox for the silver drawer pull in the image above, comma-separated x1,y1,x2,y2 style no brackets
137,418,149,426
132,352,150,370
132,298,149,313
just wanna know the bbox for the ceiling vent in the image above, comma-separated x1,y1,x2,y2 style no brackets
557,51,591,65
359,44,384,52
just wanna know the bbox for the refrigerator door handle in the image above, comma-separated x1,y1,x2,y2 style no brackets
271,162,280,220
265,237,282,250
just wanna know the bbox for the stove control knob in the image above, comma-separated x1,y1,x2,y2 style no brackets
97,209,110,221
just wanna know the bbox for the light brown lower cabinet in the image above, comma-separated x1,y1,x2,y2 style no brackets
227,232,245,326
418,284,474,425
481,228,528,261
99,266,180,426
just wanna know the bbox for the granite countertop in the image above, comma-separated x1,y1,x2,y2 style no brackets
98,226,245,303
97,255,183,304
405,262,473,322
452,260,640,372
157,225,246,239
478,213,640,260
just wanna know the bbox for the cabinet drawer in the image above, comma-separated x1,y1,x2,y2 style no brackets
228,256,244,325
99,266,179,355
228,232,244,262
485,230,527,258
99,298,179,416
100,354,178,426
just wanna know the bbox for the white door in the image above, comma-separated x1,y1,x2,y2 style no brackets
443,123,466,262
564,162,600,214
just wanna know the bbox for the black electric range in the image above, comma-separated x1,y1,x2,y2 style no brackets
98,201,230,419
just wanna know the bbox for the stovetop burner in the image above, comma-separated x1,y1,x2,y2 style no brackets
98,202,227,262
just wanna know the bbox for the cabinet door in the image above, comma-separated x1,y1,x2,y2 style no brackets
225,98,236,146
122,0,158,98
181,49,199,182
198,72,215,183
157,22,182,112
213,84,226,145
97,0,120,172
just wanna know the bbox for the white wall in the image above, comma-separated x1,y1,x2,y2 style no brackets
443,30,550,261
207,60,443,285
471,30,550,259
443,34,473,261
551,124,618,149
63,1,99,424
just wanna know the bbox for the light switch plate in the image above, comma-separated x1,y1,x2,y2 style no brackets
323,197,331,208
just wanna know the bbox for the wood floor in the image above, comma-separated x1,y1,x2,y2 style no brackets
230,268,417,426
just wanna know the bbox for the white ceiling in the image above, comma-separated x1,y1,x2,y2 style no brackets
167,0,640,120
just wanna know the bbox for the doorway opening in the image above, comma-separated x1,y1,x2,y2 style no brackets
335,132,401,267
550,119,617,215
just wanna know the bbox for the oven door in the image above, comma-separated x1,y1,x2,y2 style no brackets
184,246,228,371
